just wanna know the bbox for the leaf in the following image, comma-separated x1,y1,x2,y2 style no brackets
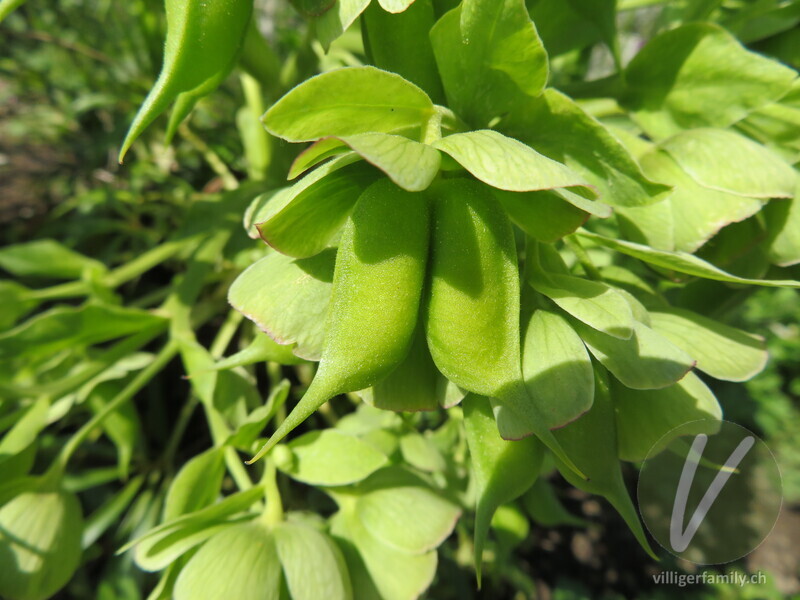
290,0,337,17
0,489,83,600
490,503,530,552
377,0,415,12
529,243,635,339
739,85,800,163
660,128,796,199
213,333,305,370
316,0,372,50
0,0,29,23
552,370,658,559
433,130,595,197
277,430,389,486
87,379,142,479
256,157,380,258
578,229,800,288
529,0,603,58
492,190,602,243
263,66,435,142
362,0,445,103
273,521,352,600
355,487,459,555
521,310,594,429
430,0,547,127
228,249,335,361
289,138,350,179
0,239,105,279
163,448,226,521
575,321,695,390
121,487,263,570
399,432,446,473
649,308,767,382
613,373,722,462
0,280,38,329
565,0,619,64
522,479,587,528
623,23,797,139
529,271,635,340
463,395,544,579
227,380,291,449
173,524,282,600
624,149,764,253
507,89,671,207
0,397,49,481
330,509,438,600
0,304,166,362
598,264,669,310
335,133,441,191
83,476,145,549
766,188,800,267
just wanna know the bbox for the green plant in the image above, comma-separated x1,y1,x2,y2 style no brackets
1,0,799,598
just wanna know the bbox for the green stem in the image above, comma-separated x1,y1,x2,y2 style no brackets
260,462,284,526
28,239,186,302
210,310,243,359
105,239,185,287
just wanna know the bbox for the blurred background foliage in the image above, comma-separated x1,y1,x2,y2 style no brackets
1,0,799,598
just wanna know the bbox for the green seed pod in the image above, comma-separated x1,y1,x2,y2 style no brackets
363,325,442,412
0,489,83,600
119,0,254,161
251,178,430,462
424,178,583,477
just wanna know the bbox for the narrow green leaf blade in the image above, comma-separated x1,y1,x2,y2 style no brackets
578,229,800,288
0,239,105,279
